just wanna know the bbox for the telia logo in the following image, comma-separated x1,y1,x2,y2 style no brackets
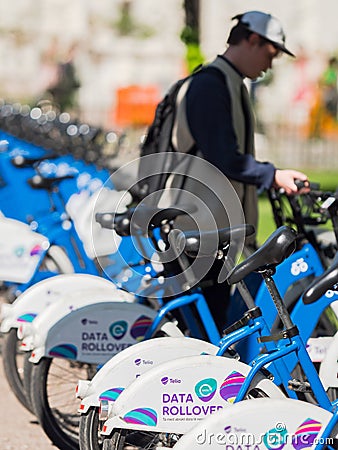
134,358,141,366
161,377,169,385
109,320,128,340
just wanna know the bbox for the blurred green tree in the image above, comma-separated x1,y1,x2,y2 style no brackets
181,0,205,73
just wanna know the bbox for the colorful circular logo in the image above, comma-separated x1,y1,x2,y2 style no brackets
195,378,217,402
109,320,128,340
130,315,152,341
219,371,245,403
263,427,287,450
292,418,322,450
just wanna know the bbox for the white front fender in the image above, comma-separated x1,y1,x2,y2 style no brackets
0,216,49,283
78,337,219,414
1,273,118,333
29,300,160,365
20,282,135,352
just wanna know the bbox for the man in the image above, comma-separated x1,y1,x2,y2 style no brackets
171,11,308,331
175,11,308,231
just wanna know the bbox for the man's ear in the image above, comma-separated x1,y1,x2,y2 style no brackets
248,33,261,47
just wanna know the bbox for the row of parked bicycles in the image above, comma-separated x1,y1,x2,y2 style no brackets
0,101,337,450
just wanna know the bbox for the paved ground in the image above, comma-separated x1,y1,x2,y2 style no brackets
0,335,55,449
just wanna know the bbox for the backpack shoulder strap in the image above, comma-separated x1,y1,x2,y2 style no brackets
207,57,230,79
171,74,196,152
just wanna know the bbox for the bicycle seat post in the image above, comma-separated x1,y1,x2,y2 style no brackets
223,255,256,310
168,229,198,291
260,267,295,331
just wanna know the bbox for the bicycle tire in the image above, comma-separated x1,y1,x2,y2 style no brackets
30,356,96,450
102,430,125,450
23,352,35,414
79,407,103,450
2,328,34,413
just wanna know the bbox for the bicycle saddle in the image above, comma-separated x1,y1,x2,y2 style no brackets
96,209,132,234
179,224,255,258
11,153,57,168
302,253,338,304
96,204,197,236
228,226,297,284
27,174,75,190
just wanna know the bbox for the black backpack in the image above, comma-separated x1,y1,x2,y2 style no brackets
133,74,193,201
133,65,224,201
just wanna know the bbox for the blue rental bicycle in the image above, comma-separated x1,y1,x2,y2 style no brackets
36,192,336,450
99,225,338,450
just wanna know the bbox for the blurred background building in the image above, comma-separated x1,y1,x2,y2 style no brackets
1,0,338,167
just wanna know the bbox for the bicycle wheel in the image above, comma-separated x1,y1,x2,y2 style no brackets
2,328,34,413
79,407,103,450
30,356,97,450
22,352,35,414
79,409,180,450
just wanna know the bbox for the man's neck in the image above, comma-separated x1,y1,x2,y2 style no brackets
219,52,245,78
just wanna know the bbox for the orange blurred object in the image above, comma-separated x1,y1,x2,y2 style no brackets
113,85,160,127
305,85,338,139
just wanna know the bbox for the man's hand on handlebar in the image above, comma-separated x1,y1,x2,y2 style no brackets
273,169,309,195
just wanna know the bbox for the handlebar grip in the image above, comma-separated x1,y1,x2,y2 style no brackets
294,179,320,191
